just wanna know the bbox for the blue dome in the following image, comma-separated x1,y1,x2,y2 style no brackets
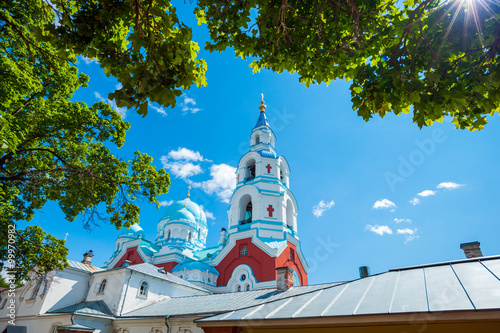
119,224,145,239
162,198,207,226
173,261,219,275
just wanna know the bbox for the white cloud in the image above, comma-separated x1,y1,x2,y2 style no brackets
160,157,203,179
94,92,127,118
372,199,396,210
437,182,464,190
180,94,202,114
167,148,204,162
365,224,393,236
150,104,167,117
115,83,123,90
417,190,436,197
312,200,335,217
80,56,98,65
394,218,412,224
397,228,419,243
191,164,236,203
410,197,420,205
159,200,174,207
200,205,215,220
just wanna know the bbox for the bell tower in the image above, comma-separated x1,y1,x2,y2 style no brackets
227,98,299,240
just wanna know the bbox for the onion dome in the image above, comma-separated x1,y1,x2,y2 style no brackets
162,198,207,226
119,224,145,239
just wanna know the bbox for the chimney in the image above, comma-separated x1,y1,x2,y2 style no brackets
460,241,483,258
82,250,94,265
218,228,228,250
359,266,370,278
276,267,294,291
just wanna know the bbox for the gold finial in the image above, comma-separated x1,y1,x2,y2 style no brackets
64,232,68,241
184,185,191,207
259,93,266,113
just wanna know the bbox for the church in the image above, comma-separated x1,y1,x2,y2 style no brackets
1,100,500,333
103,99,308,293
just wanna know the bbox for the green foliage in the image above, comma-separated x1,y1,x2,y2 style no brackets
196,0,500,130
1,0,170,281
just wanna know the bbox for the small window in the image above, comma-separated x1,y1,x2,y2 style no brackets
245,284,250,291
240,274,246,281
237,285,241,292
29,279,43,299
255,135,260,144
166,230,171,241
139,281,148,297
240,246,248,257
187,231,192,242
98,279,106,294
290,248,295,262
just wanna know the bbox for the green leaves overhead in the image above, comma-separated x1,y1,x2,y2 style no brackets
37,0,207,115
196,0,500,130
1,0,170,281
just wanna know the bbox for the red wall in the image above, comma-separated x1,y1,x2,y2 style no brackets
112,246,145,269
215,238,308,286
154,261,179,272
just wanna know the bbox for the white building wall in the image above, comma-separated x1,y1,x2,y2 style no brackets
120,271,207,315
0,314,72,333
39,268,90,314
86,269,127,315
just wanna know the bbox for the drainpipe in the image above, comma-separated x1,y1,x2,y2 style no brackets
119,270,133,316
164,315,171,333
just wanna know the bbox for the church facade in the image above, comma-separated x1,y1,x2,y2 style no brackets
99,99,308,293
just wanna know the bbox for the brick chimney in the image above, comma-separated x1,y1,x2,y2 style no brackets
276,267,294,291
82,250,94,265
460,241,483,258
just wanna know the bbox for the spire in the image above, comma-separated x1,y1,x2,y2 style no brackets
184,185,191,207
255,95,269,128
259,93,266,113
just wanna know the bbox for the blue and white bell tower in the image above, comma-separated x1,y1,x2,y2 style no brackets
227,99,299,240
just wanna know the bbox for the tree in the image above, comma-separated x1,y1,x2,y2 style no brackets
197,0,500,130
1,1,171,280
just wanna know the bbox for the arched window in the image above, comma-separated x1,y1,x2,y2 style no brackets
255,135,260,144
139,281,148,297
240,246,248,257
246,159,256,180
98,279,106,294
239,195,253,225
187,231,192,242
166,230,171,241
245,284,250,291
29,278,43,299
290,248,295,262
237,285,241,292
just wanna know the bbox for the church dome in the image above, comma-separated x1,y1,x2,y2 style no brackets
119,223,145,239
162,198,207,226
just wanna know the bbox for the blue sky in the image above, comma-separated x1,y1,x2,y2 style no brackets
26,1,500,285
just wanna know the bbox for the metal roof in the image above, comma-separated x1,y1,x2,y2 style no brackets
48,300,113,318
197,256,500,323
123,283,339,317
126,263,209,292
67,260,104,273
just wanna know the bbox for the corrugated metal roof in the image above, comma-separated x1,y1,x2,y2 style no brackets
127,263,209,292
48,300,113,317
123,283,339,317
67,260,104,273
197,256,500,322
